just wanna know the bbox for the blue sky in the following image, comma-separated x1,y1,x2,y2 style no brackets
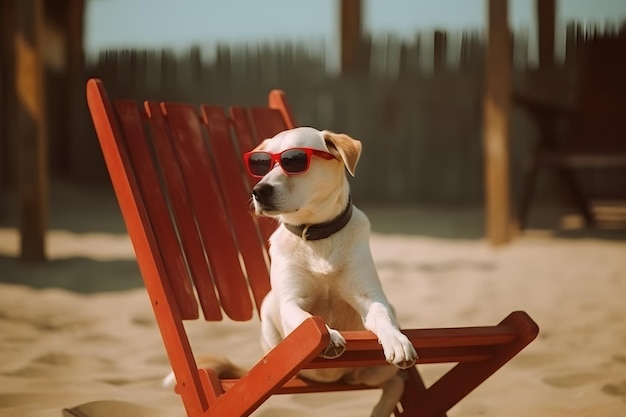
85,0,626,53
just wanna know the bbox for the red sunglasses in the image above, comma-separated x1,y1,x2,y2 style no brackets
243,148,336,178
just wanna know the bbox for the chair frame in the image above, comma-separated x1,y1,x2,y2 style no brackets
515,35,626,230
86,78,539,417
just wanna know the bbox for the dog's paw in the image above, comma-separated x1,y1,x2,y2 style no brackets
319,327,347,359
380,332,418,369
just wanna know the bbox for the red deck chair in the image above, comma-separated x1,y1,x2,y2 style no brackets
86,78,539,417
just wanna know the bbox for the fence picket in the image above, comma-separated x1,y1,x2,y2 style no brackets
73,27,626,201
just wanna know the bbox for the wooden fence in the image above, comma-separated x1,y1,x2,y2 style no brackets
42,25,626,203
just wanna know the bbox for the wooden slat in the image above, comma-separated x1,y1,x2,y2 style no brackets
113,100,199,320
247,107,290,244
248,107,289,141
144,101,222,321
229,106,278,246
161,102,253,321
201,105,271,312
229,107,258,150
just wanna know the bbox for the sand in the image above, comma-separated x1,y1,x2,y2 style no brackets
1,181,626,416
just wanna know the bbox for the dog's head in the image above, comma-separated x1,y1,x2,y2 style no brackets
247,127,361,225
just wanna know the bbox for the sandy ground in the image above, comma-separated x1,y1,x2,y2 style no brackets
1,180,626,417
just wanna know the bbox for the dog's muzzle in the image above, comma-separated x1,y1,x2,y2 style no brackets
252,183,277,211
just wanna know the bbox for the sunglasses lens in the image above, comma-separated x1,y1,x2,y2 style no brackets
280,149,309,173
247,153,272,176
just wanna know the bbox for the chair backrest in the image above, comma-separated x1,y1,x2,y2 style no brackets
88,79,301,416
570,35,626,153
87,79,295,322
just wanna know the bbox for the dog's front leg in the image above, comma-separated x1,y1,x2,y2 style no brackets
342,250,418,369
363,301,417,369
280,300,347,359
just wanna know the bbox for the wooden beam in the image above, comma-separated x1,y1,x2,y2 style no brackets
537,0,556,68
483,0,512,245
1,0,17,188
60,0,86,174
433,30,447,73
340,0,362,75
15,0,48,261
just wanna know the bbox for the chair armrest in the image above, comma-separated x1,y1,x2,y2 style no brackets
202,316,329,416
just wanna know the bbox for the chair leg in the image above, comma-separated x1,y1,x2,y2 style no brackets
396,367,447,417
398,312,538,417
517,155,540,230
555,166,595,227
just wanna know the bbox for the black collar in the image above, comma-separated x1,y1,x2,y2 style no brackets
284,198,353,241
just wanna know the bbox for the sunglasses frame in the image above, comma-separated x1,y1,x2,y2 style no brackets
243,147,336,178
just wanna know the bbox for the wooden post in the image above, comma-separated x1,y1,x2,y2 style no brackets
564,22,578,68
1,0,17,188
536,0,556,68
64,0,85,173
483,0,512,245
433,30,447,73
15,0,48,261
340,0,362,75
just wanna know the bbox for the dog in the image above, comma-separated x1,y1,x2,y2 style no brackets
164,127,418,416
248,127,418,417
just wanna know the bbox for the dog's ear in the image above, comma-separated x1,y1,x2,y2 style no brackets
322,131,362,177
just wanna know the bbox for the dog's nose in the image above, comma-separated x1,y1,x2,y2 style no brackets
252,183,274,204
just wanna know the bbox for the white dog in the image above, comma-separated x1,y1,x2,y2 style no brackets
247,127,418,417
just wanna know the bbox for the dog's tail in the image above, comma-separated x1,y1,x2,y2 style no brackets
162,355,247,388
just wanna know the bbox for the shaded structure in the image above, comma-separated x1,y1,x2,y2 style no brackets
4,0,621,256
0,0,85,261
